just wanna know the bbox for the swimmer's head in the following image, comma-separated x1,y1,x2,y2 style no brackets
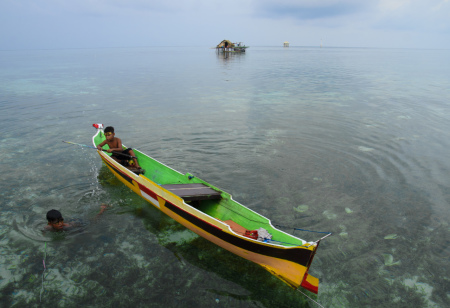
46,209,64,230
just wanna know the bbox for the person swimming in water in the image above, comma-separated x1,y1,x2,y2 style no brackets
45,204,109,231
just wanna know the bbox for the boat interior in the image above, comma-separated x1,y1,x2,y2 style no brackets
137,154,305,247
94,132,305,247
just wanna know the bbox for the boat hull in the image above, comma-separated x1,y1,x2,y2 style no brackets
93,127,320,292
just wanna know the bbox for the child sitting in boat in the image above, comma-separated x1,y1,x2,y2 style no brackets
96,126,141,169
45,205,109,231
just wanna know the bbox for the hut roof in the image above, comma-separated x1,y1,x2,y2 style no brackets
216,40,235,48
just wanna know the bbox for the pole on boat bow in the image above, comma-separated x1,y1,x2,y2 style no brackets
62,141,137,159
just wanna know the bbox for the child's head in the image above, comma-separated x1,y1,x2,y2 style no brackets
46,209,64,230
104,126,114,133
104,126,115,139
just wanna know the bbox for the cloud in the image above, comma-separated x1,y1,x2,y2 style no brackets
377,0,410,12
1,0,252,17
255,0,372,20
374,0,450,32
1,0,170,17
254,0,450,33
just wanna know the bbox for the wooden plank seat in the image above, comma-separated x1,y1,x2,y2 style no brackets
161,183,221,201
222,220,259,239
223,220,247,235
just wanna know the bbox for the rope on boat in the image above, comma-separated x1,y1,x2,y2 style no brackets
40,241,47,302
296,288,325,308
274,224,332,235
294,228,331,234
274,224,332,243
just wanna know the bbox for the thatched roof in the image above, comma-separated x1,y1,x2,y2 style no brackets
217,40,235,48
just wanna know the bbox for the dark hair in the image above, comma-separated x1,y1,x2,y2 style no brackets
46,209,63,222
104,126,115,134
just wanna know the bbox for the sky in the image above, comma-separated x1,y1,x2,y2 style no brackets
0,0,449,50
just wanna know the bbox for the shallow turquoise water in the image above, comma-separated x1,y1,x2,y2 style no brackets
1,46,449,307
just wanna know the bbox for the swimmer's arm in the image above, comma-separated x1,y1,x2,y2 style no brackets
96,203,110,218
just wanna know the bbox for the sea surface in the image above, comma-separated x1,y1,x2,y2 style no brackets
0,46,449,307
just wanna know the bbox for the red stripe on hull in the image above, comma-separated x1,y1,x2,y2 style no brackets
137,182,158,200
300,272,319,294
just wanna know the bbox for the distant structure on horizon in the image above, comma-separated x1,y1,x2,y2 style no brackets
284,41,289,47
216,39,249,53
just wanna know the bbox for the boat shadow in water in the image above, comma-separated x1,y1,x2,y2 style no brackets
137,203,313,307
96,166,317,307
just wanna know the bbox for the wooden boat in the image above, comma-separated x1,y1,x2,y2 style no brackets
92,123,328,293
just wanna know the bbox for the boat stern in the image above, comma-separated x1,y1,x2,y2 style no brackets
300,272,319,294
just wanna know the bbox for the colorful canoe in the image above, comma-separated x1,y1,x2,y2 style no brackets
92,123,328,293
